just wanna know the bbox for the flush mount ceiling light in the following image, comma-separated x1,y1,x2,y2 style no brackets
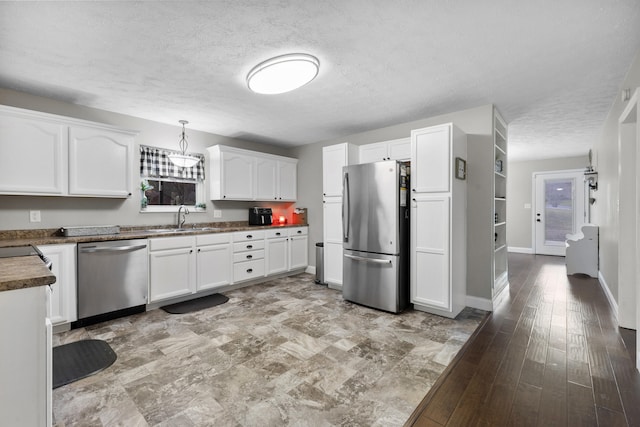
168,120,200,168
247,53,319,94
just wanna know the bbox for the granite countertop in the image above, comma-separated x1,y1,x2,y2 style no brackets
0,255,56,292
0,222,308,249
0,222,308,293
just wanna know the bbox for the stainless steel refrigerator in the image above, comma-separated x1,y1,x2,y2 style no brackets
342,160,410,313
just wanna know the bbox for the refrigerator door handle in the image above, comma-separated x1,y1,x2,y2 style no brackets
344,253,392,264
343,172,350,242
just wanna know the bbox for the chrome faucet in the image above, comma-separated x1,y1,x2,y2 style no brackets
177,205,189,228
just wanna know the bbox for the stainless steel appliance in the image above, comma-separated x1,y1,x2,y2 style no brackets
342,160,409,313
249,207,273,225
0,244,52,269
76,239,148,327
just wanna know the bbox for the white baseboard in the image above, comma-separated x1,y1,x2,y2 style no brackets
492,281,510,309
305,266,316,275
465,295,493,311
598,270,618,322
508,247,533,254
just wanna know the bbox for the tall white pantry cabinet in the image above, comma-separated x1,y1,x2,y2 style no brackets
410,123,467,318
322,143,358,289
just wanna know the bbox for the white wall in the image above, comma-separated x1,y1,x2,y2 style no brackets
507,156,589,251
0,88,295,230
592,50,640,304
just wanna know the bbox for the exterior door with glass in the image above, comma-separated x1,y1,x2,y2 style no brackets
534,170,586,256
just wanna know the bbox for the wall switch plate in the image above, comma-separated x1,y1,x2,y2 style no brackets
29,210,41,222
213,210,222,218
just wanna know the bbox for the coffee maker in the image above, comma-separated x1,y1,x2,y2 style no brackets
248,207,273,225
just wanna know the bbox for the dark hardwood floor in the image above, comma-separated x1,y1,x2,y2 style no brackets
405,253,640,427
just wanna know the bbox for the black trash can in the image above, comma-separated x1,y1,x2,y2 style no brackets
315,242,325,285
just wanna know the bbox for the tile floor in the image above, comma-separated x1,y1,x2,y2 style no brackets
53,273,486,426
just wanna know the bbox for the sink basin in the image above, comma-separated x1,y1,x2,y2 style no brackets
192,227,222,232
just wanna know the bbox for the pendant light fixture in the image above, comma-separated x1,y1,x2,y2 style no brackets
247,53,319,95
168,120,200,168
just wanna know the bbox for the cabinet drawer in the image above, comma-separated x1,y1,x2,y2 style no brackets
288,227,308,237
233,230,265,241
149,236,194,251
196,232,231,246
233,240,265,252
232,249,264,263
233,259,265,282
265,229,288,239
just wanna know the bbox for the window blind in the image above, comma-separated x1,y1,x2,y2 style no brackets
140,145,205,181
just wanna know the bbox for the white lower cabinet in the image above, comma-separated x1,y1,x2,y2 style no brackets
411,196,451,311
232,230,266,282
288,227,308,270
149,228,308,303
265,227,309,275
266,229,288,275
39,243,77,325
149,236,195,302
196,233,232,291
323,197,344,287
0,285,51,426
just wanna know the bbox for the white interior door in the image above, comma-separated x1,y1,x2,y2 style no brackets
534,170,586,256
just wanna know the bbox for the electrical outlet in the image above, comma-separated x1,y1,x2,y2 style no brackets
29,210,41,222
213,210,222,218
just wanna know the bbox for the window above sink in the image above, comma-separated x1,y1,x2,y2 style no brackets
140,145,206,213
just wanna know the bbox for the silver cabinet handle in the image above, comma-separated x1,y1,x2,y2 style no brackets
80,244,147,254
344,254,392,264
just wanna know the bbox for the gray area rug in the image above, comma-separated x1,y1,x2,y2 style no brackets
161,293,229,314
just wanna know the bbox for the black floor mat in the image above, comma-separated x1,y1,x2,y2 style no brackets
161,293,229,314
53,339,117,389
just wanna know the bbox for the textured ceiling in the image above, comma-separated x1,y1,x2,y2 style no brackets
1,1,639,161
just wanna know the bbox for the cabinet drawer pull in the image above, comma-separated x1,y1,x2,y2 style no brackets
246,234,253,239
246,254,252,259
246,244,253,249
297,230,302,234
276,232,281,236
247,268,253,273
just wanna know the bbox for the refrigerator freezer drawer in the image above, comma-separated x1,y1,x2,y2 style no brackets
342,250,408,313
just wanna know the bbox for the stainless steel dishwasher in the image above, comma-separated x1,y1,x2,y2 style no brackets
76,239,148,327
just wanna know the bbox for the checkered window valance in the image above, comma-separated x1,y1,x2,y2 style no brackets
139,145,205,181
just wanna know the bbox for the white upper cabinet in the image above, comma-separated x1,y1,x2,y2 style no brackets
358,137,411,164
0,105,136,198
277,159,297,201
255,155,277,200
411,125,452,193
208,145,297,201
0,112,66,195
68,125,133,197
219,149,255,200
359,142,388,164
322,142,357,197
